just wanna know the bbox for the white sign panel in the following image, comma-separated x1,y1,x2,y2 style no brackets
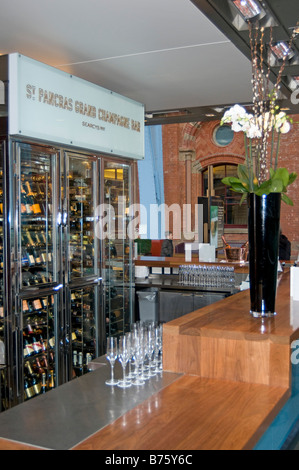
8,53,145,160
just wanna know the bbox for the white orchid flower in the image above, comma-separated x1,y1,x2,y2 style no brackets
274,111,291,134
246,123,262,139
221,104,248,125
280,120,291,134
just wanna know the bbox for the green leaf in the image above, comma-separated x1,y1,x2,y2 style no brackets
254,179,272,196
221,177,236,186
269,178,284,193
237,164,250,185
229,182,249,194
240,193,248,206
288,172,297,185
272,168,289,187
281,193,294,206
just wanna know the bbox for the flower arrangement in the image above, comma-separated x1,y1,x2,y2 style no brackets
221,21,298,205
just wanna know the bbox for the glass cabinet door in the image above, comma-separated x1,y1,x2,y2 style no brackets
0,145,6,411
66,154,98,281
21,292,59,401
17,144,59,289
69,285,98,377
0,147,3,351
103,161,132,337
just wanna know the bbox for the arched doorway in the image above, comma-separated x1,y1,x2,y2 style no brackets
202,164,247,227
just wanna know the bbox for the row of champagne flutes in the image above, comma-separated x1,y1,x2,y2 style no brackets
178,264,235,288
105,321,163,388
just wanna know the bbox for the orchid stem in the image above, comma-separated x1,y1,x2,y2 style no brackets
270,128,275,169
274,132,281,171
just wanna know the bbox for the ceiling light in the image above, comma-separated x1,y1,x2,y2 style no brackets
271,42,295,60
232,0,261,20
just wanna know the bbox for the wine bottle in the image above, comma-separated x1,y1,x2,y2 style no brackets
48,331,55,349
25,181,42,215
32,374,42,395
38,334,47,352
34,357,46,375
20,189,27,214
32,298,43,312
32,248,42,265
73,350,78,366
25,247,36,267
48,369,55,389
23,334,34,358
24,376,35,400
78,352,83,375
31,336,42,355
21,249,30,269
41,372,47,393
24,194,33,215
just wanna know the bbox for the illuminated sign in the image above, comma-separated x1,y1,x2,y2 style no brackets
8,53,145,160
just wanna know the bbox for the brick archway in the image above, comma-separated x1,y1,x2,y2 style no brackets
197,154,245,171
180,122,201,150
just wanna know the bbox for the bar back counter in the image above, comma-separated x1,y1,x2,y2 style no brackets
0,265,298,450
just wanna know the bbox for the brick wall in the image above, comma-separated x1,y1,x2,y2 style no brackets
161,117,299,258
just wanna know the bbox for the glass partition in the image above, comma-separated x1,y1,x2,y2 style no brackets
67,155,97,280
21,292,58,400
70,285,97,377
103,161,132,337
18,145,58,288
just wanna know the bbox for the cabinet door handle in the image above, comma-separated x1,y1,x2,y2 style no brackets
62,211,68,226
57,211,62,226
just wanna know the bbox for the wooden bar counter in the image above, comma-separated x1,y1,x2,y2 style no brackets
163,271,297,388
0,270,298,450
74,270,298,451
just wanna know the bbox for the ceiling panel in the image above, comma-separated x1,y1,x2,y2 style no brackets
0,0,297,125
0,0,252,116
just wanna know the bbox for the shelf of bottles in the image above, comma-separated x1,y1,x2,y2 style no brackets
70,285,97,377
68,156,96,280
0,367,8,412
22,293,57,401
0,151,6,411
104,162,132,337
19,147,57,289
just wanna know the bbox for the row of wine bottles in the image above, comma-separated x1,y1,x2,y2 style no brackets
22,272,53,288
22,230,51,248
72,350,93,377
21,179,52,217
0,368,8,412
23,296,54,314
23,329,55,358
24,358,55,400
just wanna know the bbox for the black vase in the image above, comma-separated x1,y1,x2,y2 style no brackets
248,193,281,318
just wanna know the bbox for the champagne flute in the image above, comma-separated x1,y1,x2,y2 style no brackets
126,331,136,380
105,336,118,386
117,335,131,388
145,325,156,377
154,325,163,373
132,334,145,386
